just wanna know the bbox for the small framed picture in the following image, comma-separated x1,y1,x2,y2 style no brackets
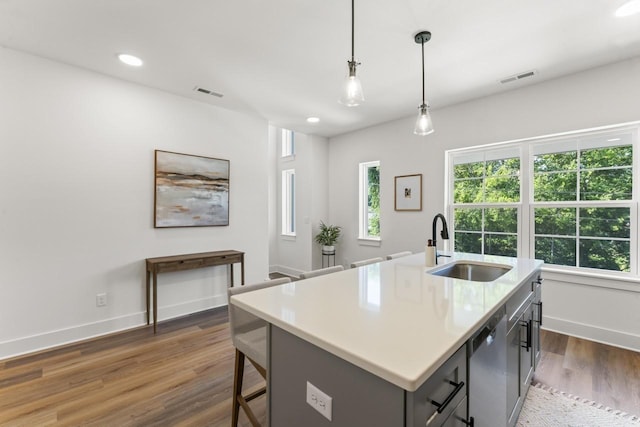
394,174,422,211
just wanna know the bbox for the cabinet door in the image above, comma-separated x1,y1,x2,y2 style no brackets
441,397,468,427
270,326,405,427
520,304,534,390
532,280,542,369
506,320,520,423
406,346,467,427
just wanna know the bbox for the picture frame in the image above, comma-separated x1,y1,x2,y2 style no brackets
394,174,422,211
154,150,230,228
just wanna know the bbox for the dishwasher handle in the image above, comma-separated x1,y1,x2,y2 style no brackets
471,308,505,353
472,325,497,352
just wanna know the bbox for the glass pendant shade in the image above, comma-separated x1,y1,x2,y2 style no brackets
414,104,434,135
616,0,640,17
339,61,364,106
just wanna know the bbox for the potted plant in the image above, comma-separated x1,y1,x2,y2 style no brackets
315,221,341,252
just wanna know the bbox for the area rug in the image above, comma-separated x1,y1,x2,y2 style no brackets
517,383,640,427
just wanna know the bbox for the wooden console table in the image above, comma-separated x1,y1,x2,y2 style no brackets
145,250,245,333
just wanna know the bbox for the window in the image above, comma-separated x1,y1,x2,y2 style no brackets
452,149,521,257
281,129,295,157
281,169,295,236
359,161,380,240
532,135,633,272
447,124,638,274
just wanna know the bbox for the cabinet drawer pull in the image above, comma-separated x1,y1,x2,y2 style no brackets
429,380,464,414
520,320,532,351
534,302,543,326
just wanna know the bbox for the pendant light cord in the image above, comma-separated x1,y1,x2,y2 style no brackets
421,38,425,104
351,0,355,61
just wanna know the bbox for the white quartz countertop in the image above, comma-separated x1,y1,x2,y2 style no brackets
231,252,543,391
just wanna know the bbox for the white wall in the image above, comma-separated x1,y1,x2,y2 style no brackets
0,48,270,359
268,125,278,270
327,56,640,350
329,119,439,267
309,135,330,270
269,130,330,275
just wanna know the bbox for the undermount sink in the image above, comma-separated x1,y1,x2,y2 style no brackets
429,260,512,282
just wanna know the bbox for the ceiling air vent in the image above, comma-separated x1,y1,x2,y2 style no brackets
193,86,224,98
499,70,537,85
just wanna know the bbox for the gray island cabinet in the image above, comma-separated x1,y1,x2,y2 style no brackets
270,326,467,426
231,253,543,427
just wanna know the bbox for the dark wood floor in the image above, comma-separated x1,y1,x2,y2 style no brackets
1,309,638,426
0,308,266,426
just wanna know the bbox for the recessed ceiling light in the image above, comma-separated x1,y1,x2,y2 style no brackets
615,0,640,17
306,117,320,123
117,53,143,67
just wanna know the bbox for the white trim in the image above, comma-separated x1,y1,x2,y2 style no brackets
358,160,381,240
447,121,639,275
542,266,640,291
269,264,304,278
281,168,296,236
281,128,295,157
358,238,382,247
0,295,227,360
447,120,640,154
542,319,640,352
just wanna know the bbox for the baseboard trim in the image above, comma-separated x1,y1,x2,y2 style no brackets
543,315,640,352
0,295,228,361
269,264,303,278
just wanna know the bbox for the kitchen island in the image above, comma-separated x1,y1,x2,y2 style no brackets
231,252,543,426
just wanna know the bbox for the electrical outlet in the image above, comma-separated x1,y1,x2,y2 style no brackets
306,381,332,421
96,293,107,307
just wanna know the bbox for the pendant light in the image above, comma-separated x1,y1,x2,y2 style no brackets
616,0,640,17
413,31,434,135
339,0,364,106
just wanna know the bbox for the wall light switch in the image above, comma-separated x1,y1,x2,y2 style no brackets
306,381,332,421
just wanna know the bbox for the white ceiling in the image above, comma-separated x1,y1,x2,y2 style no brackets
1,0,640,137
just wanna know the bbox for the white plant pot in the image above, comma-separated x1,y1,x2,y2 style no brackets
322,245,335,252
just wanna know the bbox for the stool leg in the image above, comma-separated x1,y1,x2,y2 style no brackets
232,349,245,427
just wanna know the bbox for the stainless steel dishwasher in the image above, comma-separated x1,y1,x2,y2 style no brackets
468,306,507,427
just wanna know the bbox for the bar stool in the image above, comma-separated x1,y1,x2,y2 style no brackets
350,257,384,268
228,277,291,427
386,251,412,260
299,265,344,279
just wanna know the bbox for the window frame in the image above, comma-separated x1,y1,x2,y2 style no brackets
281,129,295,158
528,130,637,273
359,160,381,242
446,122,639,276
448,147,524,257
281,169,296,237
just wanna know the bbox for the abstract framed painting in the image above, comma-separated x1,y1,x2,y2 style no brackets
154,150,230,227
394,174,422,211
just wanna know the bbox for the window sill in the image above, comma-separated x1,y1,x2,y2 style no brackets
281,234,296,241
542,266,640,293
358,238,381,247
281,154,295,162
